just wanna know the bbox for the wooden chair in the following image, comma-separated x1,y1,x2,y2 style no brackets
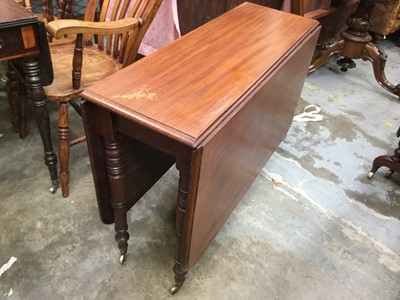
11,0,163,197
7,0,79,140
29,0,76,21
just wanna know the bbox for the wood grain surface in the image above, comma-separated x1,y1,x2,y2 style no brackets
1,0,37,28
82,3,319,147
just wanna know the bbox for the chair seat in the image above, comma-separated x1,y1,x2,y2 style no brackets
44,44,122,101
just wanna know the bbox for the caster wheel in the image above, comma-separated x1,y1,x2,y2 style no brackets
119,254,125,265
337,57,356,72
169,285,181,295
367,171,374,179
49,184,59,194
49,180,59,194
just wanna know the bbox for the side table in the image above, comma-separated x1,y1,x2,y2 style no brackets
1,0,59,193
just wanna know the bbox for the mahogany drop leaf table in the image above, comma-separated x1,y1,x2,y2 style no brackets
81,3,320,293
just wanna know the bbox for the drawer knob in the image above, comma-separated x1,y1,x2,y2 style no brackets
0,39,3,50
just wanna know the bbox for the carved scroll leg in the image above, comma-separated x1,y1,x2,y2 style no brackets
23,58,59,193
6,62,20,134
170,165,190,294
363,43,400,98
59,102,70,198
308,39,345,73
104,137,129,264
368,155,394,179
368,136,400,179
367,157,383,179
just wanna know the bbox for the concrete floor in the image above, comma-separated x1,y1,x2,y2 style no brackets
0,40,399,299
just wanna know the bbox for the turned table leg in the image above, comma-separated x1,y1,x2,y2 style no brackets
23,57,59,193
169,148,201,294
104,136,130,264
170,165,190,294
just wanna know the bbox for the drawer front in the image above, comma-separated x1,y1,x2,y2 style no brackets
0,25,38,60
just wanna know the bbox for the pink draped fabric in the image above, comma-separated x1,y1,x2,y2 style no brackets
139,0,180,55
106,0,181,56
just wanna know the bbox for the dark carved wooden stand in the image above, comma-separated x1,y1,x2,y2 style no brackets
368,126,400,179
309,0,400,98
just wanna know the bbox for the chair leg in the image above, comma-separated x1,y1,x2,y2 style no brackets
59,101,70,197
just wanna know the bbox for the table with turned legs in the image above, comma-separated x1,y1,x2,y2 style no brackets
1,0,59,192
82,3,320,293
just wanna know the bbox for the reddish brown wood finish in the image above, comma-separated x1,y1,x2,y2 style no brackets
82,5,319,146
369,126,400,179
189,39,318,267
1,0,59,192
34,0,163,198
177,0,284,35
0,0,37,27
82,3,320,292
0,0,40,60
308,0,400,98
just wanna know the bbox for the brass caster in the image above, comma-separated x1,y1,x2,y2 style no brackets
367,171,374,179
49,181,59,194
169,284,181,295
119,254,125,265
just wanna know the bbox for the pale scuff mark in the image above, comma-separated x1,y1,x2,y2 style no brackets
328,94,343,103
112,86,158,101
260,168,334,220
384,120,394,127
378,255,400,273
304,82,320,92
269,172,283,187
0,257,17,277
8,289,13,296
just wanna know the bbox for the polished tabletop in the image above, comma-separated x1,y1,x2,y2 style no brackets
1,0,37,29
82,3,318,147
